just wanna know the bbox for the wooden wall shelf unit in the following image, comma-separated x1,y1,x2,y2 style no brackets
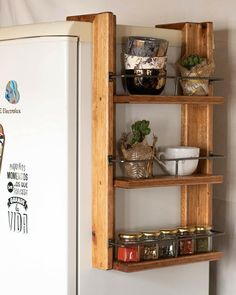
67,12,224,272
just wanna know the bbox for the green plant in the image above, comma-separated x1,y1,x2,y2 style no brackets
130,120,151,145
181,54,205,70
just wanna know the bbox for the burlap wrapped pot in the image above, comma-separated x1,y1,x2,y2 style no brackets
177,58,215,96
120,134,157,179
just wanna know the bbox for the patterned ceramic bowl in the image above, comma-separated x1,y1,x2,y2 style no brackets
124,54,167,70
126,36,168,57
124,54,167,95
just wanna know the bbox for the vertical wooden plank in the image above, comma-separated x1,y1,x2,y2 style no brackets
182,184,212,226
181,22,214,227
181,22,213,58
181,104,213,174
92,12,115,270
112,14,117,243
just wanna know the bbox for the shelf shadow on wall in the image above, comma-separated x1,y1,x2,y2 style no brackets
210,29,230,295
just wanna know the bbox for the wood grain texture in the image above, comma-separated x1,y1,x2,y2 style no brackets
180,22,215,227
181,104,213,174
155,22,187,30
114,175,223,189
113,252,223,272
112,13,117,266
155,22,212,31
92,12,115,270
66,12,112,23
114,95,224,105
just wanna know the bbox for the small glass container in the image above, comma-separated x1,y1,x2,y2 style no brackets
195,226,212,253
159,229,178,258
117,232,143,263
178,227,195,255
142,231,160,260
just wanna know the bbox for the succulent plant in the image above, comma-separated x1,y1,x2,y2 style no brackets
181,54,206,70
130,120,151,145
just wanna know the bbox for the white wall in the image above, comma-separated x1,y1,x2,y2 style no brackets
0,1,234,295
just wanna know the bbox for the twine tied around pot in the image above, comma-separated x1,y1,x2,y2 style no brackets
177,58,215,96
120,133,157,179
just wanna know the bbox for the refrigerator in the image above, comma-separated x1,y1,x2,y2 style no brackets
0,21,93,295
0,20,210,295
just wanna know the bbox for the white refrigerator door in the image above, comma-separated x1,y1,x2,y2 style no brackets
0,36,78,295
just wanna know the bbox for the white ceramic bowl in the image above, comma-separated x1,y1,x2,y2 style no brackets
156,146,200,176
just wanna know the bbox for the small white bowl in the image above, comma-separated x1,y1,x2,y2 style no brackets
156,146,200,176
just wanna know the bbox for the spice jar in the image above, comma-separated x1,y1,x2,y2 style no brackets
195,226,212,253
159,229,178,258
117,233,143,262
178,227,195,255
142,231,160,260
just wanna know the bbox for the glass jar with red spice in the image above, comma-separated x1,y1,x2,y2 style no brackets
178,227,195,255
117,233,143,263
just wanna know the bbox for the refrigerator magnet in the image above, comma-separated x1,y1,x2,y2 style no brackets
5,80,20,104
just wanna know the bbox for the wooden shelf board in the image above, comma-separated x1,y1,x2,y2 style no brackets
155,22,187,30
114,95,224,105
113,251,223,272
155,22,212,31
114,174,223,189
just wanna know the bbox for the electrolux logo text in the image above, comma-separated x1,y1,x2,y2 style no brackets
0,80,21,114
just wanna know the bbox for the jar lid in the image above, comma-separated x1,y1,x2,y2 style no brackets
177,227,189,234
160,228,178,235
195,225,212,232
118,232,143,241
142,231,161,239
188,226,196,233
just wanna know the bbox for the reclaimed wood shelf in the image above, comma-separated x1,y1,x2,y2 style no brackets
113,252,223,272
114,95,224,105
68,12,225,271
114,174,223,189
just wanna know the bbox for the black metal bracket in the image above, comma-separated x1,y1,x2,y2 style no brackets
109,72,114,82
108,239,113,248
108,230,225,248
108,153,224,175
108,155,155,165
108,155,114,166
108,72,223,95
109,72,223,82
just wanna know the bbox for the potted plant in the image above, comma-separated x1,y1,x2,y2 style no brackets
120,120,157,179
177,54,215,96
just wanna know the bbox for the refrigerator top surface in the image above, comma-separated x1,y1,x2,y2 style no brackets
0,21,92,42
